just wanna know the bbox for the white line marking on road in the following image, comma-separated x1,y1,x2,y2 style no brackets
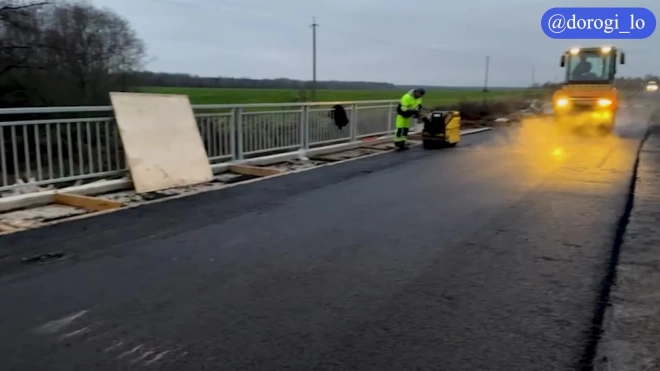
144,350,172,365
461,128,492,135
104,341,124,353
117,345,145,359
35,310,88,334
131,350,155,363
58,326,91,341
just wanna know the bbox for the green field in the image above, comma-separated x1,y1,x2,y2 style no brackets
140,86,537,107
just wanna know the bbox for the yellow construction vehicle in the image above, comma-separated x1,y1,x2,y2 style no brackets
553,46,625,135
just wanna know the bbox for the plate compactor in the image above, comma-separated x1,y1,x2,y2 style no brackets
420,110,461,149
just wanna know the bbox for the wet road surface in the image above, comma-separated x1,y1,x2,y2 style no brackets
0,104,655,370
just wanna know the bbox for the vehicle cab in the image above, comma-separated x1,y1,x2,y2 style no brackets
553,46,625,113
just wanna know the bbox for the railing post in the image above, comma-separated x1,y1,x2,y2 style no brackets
229,108,237,161
387,102,394,133
300,104,309,152
235,107,243,161
350,103,358,142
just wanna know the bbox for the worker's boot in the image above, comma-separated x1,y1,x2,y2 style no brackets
395,141,409,151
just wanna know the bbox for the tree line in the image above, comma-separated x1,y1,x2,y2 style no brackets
0,0,146,108
133,71,397,91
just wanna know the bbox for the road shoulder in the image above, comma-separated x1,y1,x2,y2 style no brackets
595,123,660,370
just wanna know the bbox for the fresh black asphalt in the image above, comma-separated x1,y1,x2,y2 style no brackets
0,104,655,370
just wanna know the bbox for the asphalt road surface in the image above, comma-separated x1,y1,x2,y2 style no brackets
0,102,656,370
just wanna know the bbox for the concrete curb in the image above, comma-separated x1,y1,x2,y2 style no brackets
0,128,492,213
461,127,491,135
593,121,660,370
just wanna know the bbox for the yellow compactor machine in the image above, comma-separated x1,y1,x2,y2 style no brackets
552,46,625,135
420,110,461,149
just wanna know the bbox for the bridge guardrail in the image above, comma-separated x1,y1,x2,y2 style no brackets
0,100,398,193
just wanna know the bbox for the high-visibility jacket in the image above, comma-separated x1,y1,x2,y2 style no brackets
396,90,422,118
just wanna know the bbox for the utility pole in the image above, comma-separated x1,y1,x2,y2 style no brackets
531,67,536,87
483,56,490,92
310,17,319,102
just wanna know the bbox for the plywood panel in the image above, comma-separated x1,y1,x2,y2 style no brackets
110,92,213,193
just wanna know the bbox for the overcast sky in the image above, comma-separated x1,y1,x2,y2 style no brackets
89,0,659,87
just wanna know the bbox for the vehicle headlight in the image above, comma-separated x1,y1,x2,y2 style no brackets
598,99,612,107
556,98,568,107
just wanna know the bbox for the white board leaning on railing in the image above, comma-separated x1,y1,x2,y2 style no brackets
109,92,214,193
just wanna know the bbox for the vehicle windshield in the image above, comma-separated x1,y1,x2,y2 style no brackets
566,51,614,83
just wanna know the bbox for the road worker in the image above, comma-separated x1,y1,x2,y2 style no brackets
571,55,593,80
394,88,424,150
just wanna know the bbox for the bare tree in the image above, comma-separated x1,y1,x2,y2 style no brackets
0,0,146,106
39,1,146,103
0,1,49,78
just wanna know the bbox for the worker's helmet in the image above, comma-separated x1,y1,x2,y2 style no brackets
413,88,426,96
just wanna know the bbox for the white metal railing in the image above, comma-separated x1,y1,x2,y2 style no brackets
0,100,398,193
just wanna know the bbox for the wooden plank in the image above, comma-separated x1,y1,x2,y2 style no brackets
0,223,18,232
52,193,123,212
110,92,213,193
1,220,33,229
228,164,283,177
